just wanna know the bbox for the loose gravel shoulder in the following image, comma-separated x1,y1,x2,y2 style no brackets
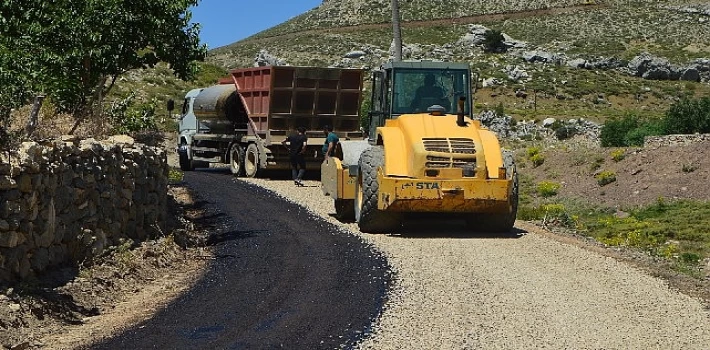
241,177,710,350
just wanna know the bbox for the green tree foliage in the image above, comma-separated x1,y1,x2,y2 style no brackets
600,114,663,147
482,29,506,53
663,97,710,134
0,0,206,129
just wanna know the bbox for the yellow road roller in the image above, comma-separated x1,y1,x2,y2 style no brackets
321,61,517,233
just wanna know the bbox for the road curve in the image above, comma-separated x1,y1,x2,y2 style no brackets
240,177,710,350
89,170,390,349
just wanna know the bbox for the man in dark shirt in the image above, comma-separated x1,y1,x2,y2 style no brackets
282,126,308,186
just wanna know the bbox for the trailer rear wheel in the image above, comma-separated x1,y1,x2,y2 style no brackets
229,143,245,176
334,199,355,221
355,146,401,233
244,143,262,178
467,150,518,232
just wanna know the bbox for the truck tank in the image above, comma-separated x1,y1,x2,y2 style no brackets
192,84,249,135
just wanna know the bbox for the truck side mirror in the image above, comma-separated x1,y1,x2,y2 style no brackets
167,99,175,112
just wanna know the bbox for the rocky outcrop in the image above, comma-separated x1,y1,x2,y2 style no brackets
0,136,168,281
254,49,288,67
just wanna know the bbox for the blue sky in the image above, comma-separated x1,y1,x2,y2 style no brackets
191,1,322,50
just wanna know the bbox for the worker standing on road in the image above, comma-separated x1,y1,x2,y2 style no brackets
322,125,339,160
282,126,308,186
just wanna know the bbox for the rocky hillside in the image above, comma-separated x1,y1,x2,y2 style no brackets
206,0,710,122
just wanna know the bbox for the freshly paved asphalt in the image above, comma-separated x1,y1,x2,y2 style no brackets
91,169,390,349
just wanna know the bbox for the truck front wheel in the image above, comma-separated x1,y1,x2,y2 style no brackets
229,143,245,177
178,143,194,171
355,146,401,233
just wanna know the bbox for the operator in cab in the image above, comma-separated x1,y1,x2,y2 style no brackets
409,73,450,112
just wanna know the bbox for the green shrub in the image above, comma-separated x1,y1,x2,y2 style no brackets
595,171,617,186
682,162,698,173
663,97,710,134
168,168,184,184
530,153,545,167
600,115,638,147
537,181,561,197
589,156,605,171
483,29,506,53
494,102,505,117
624,120,664,146
526,146,541,158
610,149,625,162
600,114,664,147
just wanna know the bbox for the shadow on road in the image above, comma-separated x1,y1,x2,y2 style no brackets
392,219,527,239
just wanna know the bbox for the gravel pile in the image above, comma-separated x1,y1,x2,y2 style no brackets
240,177,710,349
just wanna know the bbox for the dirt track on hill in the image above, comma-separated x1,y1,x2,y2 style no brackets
230,4,607,46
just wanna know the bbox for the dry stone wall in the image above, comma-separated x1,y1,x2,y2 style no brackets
644,134,710,148
0,135,168,281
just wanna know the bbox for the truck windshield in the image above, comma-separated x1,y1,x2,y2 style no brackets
391,69,470,115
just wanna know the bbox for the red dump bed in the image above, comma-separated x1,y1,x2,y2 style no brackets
224,66,364,135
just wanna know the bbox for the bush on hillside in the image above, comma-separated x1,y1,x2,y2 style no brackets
483,29,506,53
663,97,710,135
600,114,663,147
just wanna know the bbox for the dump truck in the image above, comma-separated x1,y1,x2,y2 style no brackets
321,61,518,233
176,66,365,176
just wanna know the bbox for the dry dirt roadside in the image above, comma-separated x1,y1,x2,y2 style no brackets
242,177,710,350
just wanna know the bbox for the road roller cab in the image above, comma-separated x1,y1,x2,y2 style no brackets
321,61,518,233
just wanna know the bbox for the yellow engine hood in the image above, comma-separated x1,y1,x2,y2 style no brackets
378,113,504,179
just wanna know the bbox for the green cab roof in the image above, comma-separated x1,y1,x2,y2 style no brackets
382,61,470,70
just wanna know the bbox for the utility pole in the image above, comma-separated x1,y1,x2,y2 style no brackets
392,0,402,62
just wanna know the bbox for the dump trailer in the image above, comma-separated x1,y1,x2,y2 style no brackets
177,66,364,176
321,61,518,233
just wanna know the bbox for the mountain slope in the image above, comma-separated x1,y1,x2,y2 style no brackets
205,0,710,122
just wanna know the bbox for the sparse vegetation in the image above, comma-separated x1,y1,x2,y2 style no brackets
537,181,561,197
595,170,617,186
168,168,184,184
610,149,625,162
579,199,710,272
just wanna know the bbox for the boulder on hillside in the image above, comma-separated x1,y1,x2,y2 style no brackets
457,24,489,46
344,50,367,59
254,49,288,67
628,52,671,79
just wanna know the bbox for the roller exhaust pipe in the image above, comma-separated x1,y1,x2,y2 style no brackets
457,96,467,127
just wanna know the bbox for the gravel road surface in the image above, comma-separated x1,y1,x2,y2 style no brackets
89,170,389,349
240,176,710,350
